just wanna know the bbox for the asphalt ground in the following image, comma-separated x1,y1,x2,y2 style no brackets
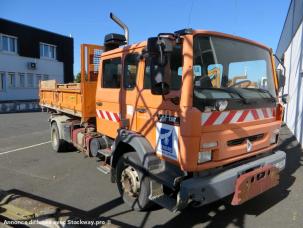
0,112,302,227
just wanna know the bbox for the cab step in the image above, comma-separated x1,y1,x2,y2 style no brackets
149,194,177,211
97,148,112,158
149,179,177,211
97,161,111,174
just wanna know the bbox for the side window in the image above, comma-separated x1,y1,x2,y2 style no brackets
36,74,42,88
170,45,183,90
123,53,139,89
143,63,151,89
27,73,34,88
8,72,16,88
143,45,183,90
19,73,25,88
102,58,122,88
0,72,5,91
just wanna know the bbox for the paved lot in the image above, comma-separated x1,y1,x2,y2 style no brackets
0,112,302,227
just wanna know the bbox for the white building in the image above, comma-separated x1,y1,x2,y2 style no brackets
276,0,303,146
0,18,73,112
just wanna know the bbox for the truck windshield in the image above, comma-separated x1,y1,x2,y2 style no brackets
193,35,276,110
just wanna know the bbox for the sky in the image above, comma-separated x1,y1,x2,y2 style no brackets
1,0,291,77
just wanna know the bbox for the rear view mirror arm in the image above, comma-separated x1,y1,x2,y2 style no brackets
274,54,285,72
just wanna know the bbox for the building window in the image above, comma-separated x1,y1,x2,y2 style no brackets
19,73,25,88
36,74,42,87
43,75,49,80
8,72,16,88
27,73,34,88
40,43,56,59
0,72,5,91
1,34,17,53
102,58,122,88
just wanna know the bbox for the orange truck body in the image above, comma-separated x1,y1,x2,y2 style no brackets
40,29,286,211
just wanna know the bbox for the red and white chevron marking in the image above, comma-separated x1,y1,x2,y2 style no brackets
96,110,121,122
201,107,275,126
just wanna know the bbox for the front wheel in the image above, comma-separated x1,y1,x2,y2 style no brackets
116,152,154,211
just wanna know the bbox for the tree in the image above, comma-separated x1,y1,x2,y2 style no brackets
74,72,81,83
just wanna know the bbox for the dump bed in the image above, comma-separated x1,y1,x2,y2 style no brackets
40,80,97,120
40,80,82,116
39,44,103,121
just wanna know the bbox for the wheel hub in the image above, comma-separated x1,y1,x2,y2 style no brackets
121,165,140,197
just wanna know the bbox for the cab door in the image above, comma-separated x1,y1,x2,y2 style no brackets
96,54,122,138
135,44,183,152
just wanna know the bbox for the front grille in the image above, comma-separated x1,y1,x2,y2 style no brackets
227,134,264,146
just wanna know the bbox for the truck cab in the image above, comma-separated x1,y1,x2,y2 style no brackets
97,29,284,165
92,28,286,210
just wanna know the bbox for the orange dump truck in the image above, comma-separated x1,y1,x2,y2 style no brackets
40,13,288,211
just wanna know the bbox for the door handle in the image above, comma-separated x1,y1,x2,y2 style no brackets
96,102,103,106
136,108,146,113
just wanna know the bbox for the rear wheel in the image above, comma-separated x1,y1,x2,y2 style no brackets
116,152,154,211
51,122,68,152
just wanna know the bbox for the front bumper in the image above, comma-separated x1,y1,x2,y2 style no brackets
179,150,286,207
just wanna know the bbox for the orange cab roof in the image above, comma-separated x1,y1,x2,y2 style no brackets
101,29,271,58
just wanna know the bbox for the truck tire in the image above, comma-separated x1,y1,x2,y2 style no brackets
51,122,68,152
116,152,154,211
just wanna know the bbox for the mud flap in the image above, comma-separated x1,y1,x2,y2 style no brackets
231,165,280,205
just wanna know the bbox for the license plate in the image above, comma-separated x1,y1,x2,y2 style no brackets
231,165,280,205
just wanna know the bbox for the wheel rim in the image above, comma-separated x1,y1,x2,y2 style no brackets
51,128,58,148
121,165,140,198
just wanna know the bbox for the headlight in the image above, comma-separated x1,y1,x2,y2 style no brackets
274,159,286,170
215,100,228,111
198,151,212,164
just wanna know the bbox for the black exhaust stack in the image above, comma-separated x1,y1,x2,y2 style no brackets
104,13,129,51
110,12,129,44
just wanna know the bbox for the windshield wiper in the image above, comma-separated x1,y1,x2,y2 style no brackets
196,87,250,104
250,88,276,99
244,88,276,100
222,87,250,104
207,87,250,104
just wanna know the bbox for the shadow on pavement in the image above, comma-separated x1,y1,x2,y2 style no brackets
0,190,136,228
0,126,301,228
154,125,302,228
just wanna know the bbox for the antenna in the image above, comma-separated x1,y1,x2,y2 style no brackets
233,0,238,35
187,0,194,28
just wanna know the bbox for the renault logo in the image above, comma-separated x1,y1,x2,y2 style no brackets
247,139,253,152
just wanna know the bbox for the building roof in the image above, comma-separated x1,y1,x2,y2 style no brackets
276,0,303,59
0,18,72,40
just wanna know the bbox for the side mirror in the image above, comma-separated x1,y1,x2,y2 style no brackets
281,94,289,104
149,58,170,95
147,37,159,53
276,69,285,89
147,36,174,66
147,36,175,96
